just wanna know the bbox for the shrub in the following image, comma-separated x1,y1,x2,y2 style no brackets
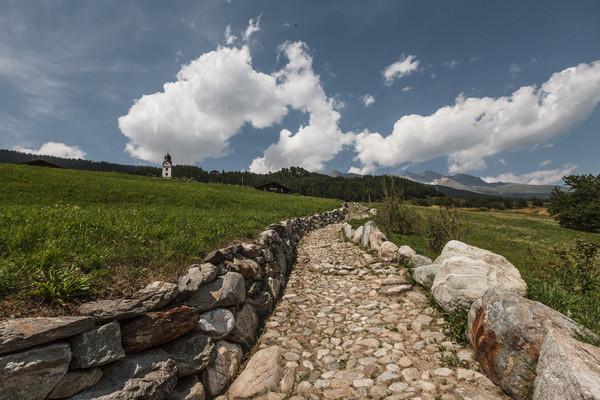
515,198,528,208
29,266,92,306
552,239,600,295
425,207,468,253
549,174,600,232
375,176,420,235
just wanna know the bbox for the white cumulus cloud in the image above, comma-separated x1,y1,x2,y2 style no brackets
225,25,237,45
482,163,577,185
362,94,375,107
249,42,354,173
243,15,261,41
352,60,600,174
382,55,420,86
119,38,351,172
13,141,86,159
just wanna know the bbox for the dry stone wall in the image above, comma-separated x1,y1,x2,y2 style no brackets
0,206,347,400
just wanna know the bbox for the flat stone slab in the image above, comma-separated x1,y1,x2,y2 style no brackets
78,299,147,323
0,342,72,400
0,316,95,355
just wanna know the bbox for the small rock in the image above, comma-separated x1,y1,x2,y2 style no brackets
228,303,259,349
203,340,243,396
195,308,235,340
167,375,206,400
410,254,433,267
138,281,179,310
48,368,102,399
162,332,216,377
177,264,218,301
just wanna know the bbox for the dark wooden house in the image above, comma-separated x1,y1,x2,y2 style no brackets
256,181,291,194
19,158,65,168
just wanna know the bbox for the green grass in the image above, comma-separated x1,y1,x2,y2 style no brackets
0,164,341,315
351,205,600,336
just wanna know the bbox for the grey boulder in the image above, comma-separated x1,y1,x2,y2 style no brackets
185,272,246,312
176,263,218,301
228,303,259,349
48,368,102,399
533,328,600,400
0,342,71,400
162,332,216,377
468,287,587,399
70,320,125,369
203,340,243,397
138,281,179,310
69,349,177,400
195,308,235,340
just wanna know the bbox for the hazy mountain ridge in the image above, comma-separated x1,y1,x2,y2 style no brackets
404,170,558,199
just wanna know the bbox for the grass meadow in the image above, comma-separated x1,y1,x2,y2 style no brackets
353,205,600,337
0,163,341,316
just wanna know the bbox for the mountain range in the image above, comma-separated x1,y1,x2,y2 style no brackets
403,170,558,199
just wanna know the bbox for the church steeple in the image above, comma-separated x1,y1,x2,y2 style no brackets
162,152,172,179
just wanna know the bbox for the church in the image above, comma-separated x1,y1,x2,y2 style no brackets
162,152,172,179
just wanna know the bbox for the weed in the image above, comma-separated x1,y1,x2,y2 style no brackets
424,206,468,253
28,266,91,306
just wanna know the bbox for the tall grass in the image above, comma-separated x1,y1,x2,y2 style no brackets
0,164,340,315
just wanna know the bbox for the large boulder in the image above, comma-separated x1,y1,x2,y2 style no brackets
195,308,235,340
121,305,199,353
0,342,71,400
468,287,588,399
431,241,527,311
162,332,216,377
227,257,263,281
0,316,95,355
228,346,284,400
185,272,246,312
70,320,125,369
379,241,399,261
342,222,354,240
533,328,600,400
69,349,177,400
203,340,243,397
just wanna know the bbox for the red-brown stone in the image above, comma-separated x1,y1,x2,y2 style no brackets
121,306,199,353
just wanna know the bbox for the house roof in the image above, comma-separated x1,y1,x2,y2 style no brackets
19,158,65,168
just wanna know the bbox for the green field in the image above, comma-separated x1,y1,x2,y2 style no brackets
361,206,600,336
0,163,341,316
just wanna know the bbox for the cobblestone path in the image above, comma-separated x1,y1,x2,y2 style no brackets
251,223,508,400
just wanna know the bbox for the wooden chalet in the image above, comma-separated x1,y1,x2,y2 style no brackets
19,158,65,168
256,181,291,194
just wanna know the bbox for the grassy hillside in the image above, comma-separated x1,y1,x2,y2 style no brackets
366,206,600,336
0,163,341,317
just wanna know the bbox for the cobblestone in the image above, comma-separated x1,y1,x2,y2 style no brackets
228,223,509,399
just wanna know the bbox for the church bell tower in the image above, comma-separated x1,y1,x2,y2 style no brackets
162,152,172,179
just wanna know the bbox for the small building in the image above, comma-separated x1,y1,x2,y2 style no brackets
162,153,172,179
19,158,64,168
210,170,220,175
256,181,291,194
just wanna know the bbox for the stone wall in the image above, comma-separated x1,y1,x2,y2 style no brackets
0,206,347,400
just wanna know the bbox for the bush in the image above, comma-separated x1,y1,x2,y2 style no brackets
515,198,528,208
375,176,420,235
424,207,468,253
549,174,600,232
552,239,600,295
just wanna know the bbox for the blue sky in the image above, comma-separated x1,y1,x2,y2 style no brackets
2,0,600,184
